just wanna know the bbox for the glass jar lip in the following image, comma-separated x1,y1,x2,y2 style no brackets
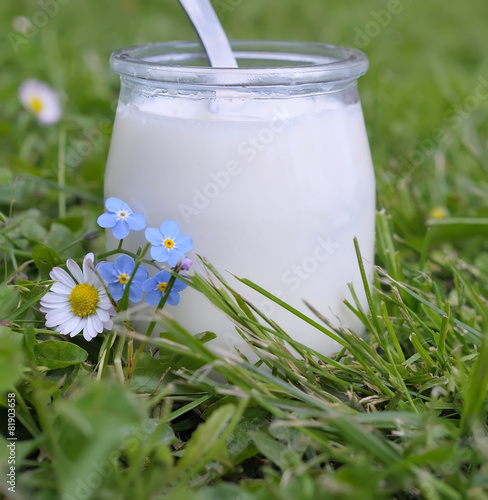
110,40,369,87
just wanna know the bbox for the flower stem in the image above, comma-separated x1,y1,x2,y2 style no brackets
114,333,126,383
95,332,116,380
118,243,151,311
145,273,178,337
132,269,180,368
125,338,134,382
58,127,67,218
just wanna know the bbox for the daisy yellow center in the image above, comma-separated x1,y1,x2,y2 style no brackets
69,284,99,317
29,97,43,115
431,207,447,220
118,273,129,285
163,238,175,249
157,282,168,292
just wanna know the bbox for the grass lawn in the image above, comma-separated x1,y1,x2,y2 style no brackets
1,0,488,498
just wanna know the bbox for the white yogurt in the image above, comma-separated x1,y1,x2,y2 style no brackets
104,92,375,356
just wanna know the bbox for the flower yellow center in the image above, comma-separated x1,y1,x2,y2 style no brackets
69,284,99,317
431,207,447,220
163,238,175,249
157,282,168,292
29,97,43,115
118,273,129,285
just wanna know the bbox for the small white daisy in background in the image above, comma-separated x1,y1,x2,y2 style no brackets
40,253,116,341
12,15,34,35
429,206,449,220
18,79,62,125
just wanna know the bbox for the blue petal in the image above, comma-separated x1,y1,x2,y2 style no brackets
97,212,117,229
142,277,158,292
160,220,179,238
105,197,125,212
128,283,143,303
150,245,170,263
112,220,130,240
108,282,124,301
172,279,188,292
145,289,162,306
145,227,163,245
98,262,118,282
167,250,185,267
155,270,171,283
128,212,146,231
132,265,148,284
167,291,180,306
114,254,135,275
174,234,193,253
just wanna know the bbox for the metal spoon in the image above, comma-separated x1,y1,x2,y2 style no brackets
178,0,238,68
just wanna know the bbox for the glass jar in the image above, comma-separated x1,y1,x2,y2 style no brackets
105,40,375,356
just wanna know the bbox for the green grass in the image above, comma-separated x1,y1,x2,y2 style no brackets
1,1,488,499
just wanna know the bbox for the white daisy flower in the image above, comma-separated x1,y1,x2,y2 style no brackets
18,79,62,125
40,253,116,341
12,16,34,35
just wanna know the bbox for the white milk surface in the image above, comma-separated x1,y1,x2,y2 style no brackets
104,92,376,356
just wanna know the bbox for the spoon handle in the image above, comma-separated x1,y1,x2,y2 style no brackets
179,0,238,68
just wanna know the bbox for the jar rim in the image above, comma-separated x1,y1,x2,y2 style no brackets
110,40,369,86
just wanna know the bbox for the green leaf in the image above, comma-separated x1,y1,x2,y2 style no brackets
0,167,14,205
0,286,20,319
249,430,292,470
226,407,270,464
23,325,38,362
427,217,488,242
45,222,76,251
50,380,146,499
5,281,49,322
34,340,88,370
129,353,176,394
0,327,25,391
57,216,84,232
19,214,48,243
176,404,236,475
32,245,64,278
461,334,488,431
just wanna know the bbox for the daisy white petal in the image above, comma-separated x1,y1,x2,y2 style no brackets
59,316,82,336
18,79,62,125
50,267,76,289
90,314,104,334
49,282,74,296
45,305,73,322
67,259,84,284
102,317,114,331
70,319,87,338
83,318,95,340
45,310,73,328
41,292,70,304
96,308,111,323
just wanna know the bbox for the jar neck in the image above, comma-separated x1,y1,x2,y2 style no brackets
118,74,360,100
110,41,369,89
